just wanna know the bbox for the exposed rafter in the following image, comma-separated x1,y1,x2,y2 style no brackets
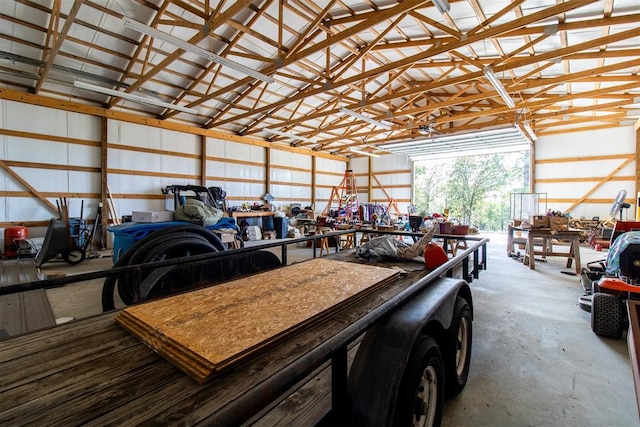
0,0,638,156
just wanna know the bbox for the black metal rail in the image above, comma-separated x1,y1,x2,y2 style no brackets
0,229,487,296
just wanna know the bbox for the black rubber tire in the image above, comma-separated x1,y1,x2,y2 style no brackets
578,294,592,313
394,336,444,427
443,297,472,398
117,234,219,305
62,245,86,265
591,292,624,338
101,226,225,311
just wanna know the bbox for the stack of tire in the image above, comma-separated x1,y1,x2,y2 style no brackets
101,225,226,311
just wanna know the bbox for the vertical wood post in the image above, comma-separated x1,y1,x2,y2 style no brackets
265,147,271,197
368,156,373,203
311,155,316,208
100,117,108,246
201,135,207,186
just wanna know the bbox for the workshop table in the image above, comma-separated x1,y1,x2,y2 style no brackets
523,229,582,273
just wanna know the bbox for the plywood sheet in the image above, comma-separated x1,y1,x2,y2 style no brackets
116,258,399,383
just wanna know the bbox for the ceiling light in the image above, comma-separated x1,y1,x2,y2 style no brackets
122,17,274,84
263,128,317,144
340,108,393,130
432,0,450,14
349,147,380,158
74,80,199,114
483,66,515,109
625,109,640,117
522,122,537,141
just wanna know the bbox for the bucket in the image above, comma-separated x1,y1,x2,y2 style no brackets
4,226,28,258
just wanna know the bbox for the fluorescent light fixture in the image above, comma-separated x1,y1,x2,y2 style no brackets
340,108,393,130
522,122,537,141
74,80,199,114
483,66,515,109
122,17,274,84
625,109,640,117
432,0,450,14
349,147,380,158
378,125,531,160
263,128,317,144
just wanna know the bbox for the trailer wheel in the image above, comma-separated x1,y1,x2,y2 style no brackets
591,292,624,338
443,297,472,398
394,336,444,427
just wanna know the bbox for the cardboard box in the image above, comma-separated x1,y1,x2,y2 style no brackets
533,215,549,228
549,216,569,231
131,210,175,223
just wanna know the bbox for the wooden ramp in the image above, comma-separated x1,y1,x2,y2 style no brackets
116,258,399,383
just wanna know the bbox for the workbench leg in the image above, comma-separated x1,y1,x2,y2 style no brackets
569,238,581,274
527,236,535,270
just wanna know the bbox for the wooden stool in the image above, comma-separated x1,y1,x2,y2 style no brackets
341,234,355,249
318,227,331,256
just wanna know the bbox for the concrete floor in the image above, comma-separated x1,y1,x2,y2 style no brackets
36,233,639,425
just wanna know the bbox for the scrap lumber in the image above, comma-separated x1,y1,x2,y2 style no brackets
115,258,399,383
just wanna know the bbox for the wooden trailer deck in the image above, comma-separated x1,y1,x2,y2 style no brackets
0,240,487,425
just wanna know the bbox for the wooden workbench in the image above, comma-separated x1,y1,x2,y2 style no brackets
523,229,582,273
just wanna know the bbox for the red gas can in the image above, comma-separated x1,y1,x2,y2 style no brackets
4,226,28,258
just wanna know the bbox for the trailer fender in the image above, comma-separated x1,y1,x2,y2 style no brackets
348,277,472,425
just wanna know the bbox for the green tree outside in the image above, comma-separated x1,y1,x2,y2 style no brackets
414,152,528,231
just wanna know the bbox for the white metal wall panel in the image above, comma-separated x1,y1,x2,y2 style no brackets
270,150,312,206
534,126,636,219
209,138,266,163
4,101,68,136
66,111,101,141
535,126,634,159
161,129,200,155
109,120,162,149
0,100,101,229
206,139,266,205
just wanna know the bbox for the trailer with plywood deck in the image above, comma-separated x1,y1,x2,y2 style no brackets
0,231,487,426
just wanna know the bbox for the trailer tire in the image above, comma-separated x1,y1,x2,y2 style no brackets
591,292,624,338
443,297,472,398
394,336,444,427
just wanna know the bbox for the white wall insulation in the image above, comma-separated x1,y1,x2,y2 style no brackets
534,126,636,220
1,97,637,245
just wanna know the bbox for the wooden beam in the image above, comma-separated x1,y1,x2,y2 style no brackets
35,0,84,93
563,156,635,214
0,160,57,213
